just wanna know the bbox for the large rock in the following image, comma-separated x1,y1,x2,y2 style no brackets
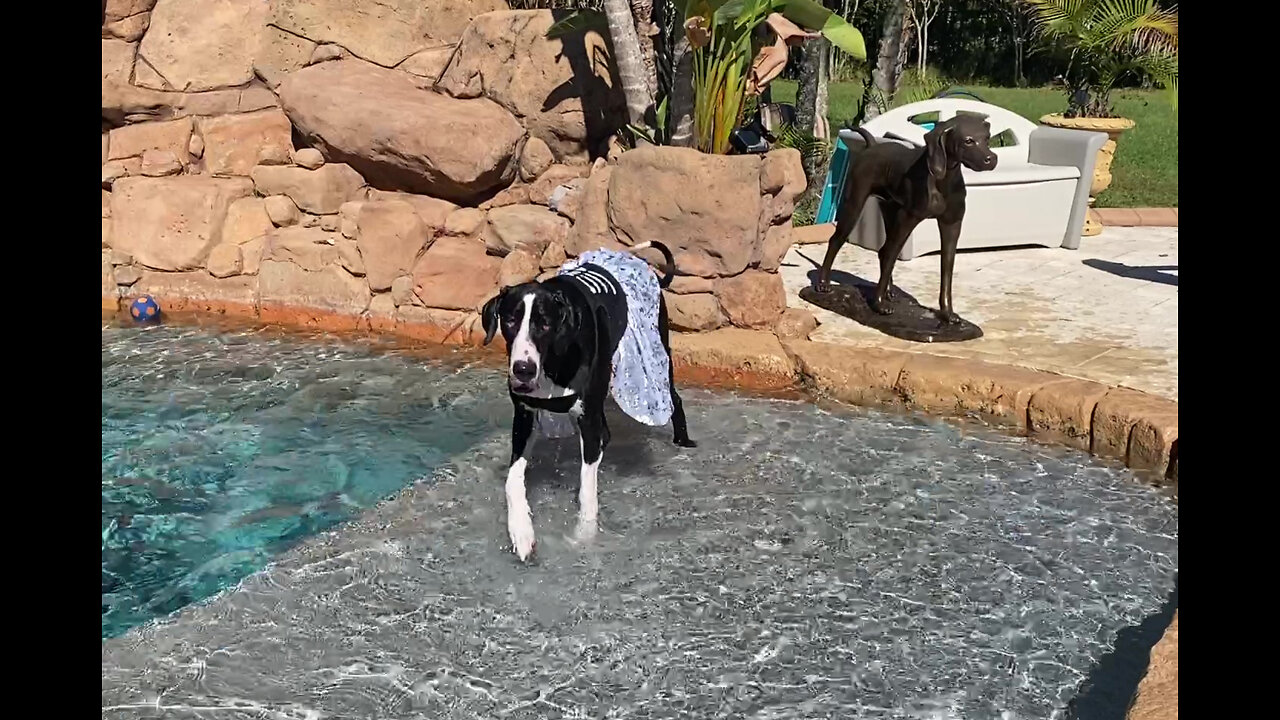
366,190,456,231
104,11,151,42
252,26,316,90
101,80,274,126
250,163,366,215
484,204,569,257
131,271,259,314
110,176,254,271
198,110,294,177
355,201,432,292
108,117,192,163
279,60,525,203
104,0,158,22
269,0,505,69
664,291,726,332
221,198,273,245
136,0,268,92
412,237,501,311
260,261,371,317
564,165,621,256
715,270,787,329
609,146,763,277
498,248,540,287
437,10,625,162
102,39,137,85
258,226,371,315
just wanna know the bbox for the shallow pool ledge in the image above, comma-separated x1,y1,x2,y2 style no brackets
103,299,1179,485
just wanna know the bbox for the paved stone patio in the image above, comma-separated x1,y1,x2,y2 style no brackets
781,226,1178,400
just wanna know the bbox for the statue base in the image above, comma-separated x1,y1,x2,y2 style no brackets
799,280,982,344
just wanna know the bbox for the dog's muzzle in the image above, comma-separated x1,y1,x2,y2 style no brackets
510,359,538,393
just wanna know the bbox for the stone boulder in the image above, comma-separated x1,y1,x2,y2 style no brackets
136,0,268,92
139,149,182,177
250,163,366,215
529,165,588,206
355,200,432,292
102,39,136,85
279,60,525,203
437,10,625,163
715,270,787,329
564,165,621,256
499,248,541,287
221,197,273,245
198,110,294,177
259,227,372,315
664,291,726,332
108,117,192,165
110,176,254,271
269,0,506,69
366,190,456,231
252,26,315,90
412,237,501,311
101,79,277,126
484,204,569,257
609,146,763,278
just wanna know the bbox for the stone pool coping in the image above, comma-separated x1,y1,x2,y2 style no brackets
102,296,1179,718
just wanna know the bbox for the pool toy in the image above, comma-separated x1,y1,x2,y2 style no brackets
129,295,161,323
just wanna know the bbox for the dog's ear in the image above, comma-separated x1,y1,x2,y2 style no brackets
924,123,950,178
480,287,507,346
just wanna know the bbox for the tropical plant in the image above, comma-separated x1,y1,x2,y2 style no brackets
1021,0,1177,118
681,0,867,153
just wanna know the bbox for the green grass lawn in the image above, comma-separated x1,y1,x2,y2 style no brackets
769,81,1178,208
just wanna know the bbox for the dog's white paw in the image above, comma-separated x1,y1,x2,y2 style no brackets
507,507,536,561
573,514,599,544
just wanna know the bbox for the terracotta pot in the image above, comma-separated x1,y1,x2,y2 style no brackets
1039,114,1136,197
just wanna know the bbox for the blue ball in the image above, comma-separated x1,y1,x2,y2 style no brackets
129,295,161,324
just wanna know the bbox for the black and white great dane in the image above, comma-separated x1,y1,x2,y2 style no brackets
481,241,696,561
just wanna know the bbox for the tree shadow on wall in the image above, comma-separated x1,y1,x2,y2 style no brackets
1063,572,1178,720
546,9,629,160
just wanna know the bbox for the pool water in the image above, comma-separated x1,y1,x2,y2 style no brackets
102,323,1177,719
102,323,507,638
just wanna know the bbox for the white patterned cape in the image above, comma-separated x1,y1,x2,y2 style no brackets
535,249,674,439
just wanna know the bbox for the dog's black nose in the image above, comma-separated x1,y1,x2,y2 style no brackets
983,154,996,167
512,359,538,382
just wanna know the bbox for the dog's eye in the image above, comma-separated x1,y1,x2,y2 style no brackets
964,137,976,145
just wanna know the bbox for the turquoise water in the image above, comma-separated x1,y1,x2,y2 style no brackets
101,323,507,638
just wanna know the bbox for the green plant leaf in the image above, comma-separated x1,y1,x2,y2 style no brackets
712,0,748,26
780,0,866,60
545,9,608,39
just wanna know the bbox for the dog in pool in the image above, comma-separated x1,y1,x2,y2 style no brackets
481,240,696,561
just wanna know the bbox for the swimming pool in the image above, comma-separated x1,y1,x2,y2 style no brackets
102,322,1177,719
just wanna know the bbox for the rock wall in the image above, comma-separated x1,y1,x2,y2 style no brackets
102,2,816,340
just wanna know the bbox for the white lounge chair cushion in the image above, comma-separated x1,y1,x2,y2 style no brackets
963,161,1080,186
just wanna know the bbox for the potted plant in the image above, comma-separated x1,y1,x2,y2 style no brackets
1022,0,1177,231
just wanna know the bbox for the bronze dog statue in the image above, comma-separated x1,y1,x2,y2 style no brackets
815,115,998,323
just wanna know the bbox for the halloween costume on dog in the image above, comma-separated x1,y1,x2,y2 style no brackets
535,248,674,438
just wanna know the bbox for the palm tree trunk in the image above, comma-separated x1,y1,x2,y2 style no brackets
668,33,695,146
795,40,831,204
867,0,906,121
630,0,659,100
603,0,656,127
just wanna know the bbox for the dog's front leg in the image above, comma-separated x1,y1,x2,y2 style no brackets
573,408,607,542
506,402,537,561
937,215,964,324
